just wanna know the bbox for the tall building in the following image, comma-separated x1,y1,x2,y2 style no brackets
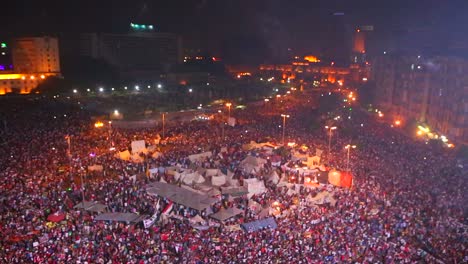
0,36,61,95
372,54,468,143
11,37,60,73
71,29,182,79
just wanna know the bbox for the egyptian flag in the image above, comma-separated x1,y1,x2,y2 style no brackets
162,200,174,215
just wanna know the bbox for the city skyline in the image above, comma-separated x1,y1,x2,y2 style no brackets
2,0,468,63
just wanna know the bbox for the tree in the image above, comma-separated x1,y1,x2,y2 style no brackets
35,76,71,95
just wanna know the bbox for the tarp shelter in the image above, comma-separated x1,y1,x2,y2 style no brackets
221,186,248,197
189,215,206,225
74,201,108,213
188,151,212,162
241,217,277,232
211,175,226,186
94,213,147,223
240,156,267,174
210,207,244,222
244,178,266,197
131,140,146,154
146,182,218,211
307,191,337,206
88,165,103,172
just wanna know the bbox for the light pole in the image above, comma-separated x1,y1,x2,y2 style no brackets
345,144,356,171
65,135,72,182
108,121,113,147
225,103,232,119
162,113,166,139
281,114,290,146
325,126,337,162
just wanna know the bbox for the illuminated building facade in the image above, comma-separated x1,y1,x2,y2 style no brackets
11,37,60,73
373,55,468,142
0,37,60,95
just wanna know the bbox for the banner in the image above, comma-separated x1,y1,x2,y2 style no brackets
131,140,146,154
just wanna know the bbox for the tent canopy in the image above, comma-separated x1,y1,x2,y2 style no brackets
146,182,218,211
210,207,244,221
94,213,146,223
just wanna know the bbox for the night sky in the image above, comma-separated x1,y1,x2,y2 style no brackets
2,0,468,64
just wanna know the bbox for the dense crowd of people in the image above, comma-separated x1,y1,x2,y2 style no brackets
0,93,466,263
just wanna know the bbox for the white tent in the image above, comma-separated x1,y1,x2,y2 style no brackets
244,178,266,197
240,156,267,174
266,171,280,185
211,175,227,186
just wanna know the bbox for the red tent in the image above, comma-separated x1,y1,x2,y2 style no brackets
340,171,353,188
47,212,66,222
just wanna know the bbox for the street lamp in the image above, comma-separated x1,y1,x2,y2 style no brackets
225,103,232,119
281,114,290,145
345,144,356,171
325,126,337,162
162,113,166,139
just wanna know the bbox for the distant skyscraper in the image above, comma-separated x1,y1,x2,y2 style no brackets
11,36,60,73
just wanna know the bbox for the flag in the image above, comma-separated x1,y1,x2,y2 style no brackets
162,200,173,215
145,162,150,178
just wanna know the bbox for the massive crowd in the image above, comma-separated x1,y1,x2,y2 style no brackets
0,93,466,263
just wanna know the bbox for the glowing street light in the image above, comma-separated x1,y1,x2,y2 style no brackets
157,84,162,89
94,121,104,128
73,89,77,94
99,87,104,92
345,144,357,171
226,103,232,119
281,114,290,145
135,85,140,90
188,88,193,93
394,120,401,126
325,126,337,162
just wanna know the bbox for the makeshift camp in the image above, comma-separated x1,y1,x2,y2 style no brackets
87,165,103,172
189,215,206,225
188,151,212,162
240,156,267,174
244,178,266,197
94,213,147,223
74,201,107,213
241,217,277,232
221,186,248,197
146,182,218,211
248,199,263,213
307,191,337,206
266,171,280,185
210,207,244,222
211,175,226,186
131,140,146,154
